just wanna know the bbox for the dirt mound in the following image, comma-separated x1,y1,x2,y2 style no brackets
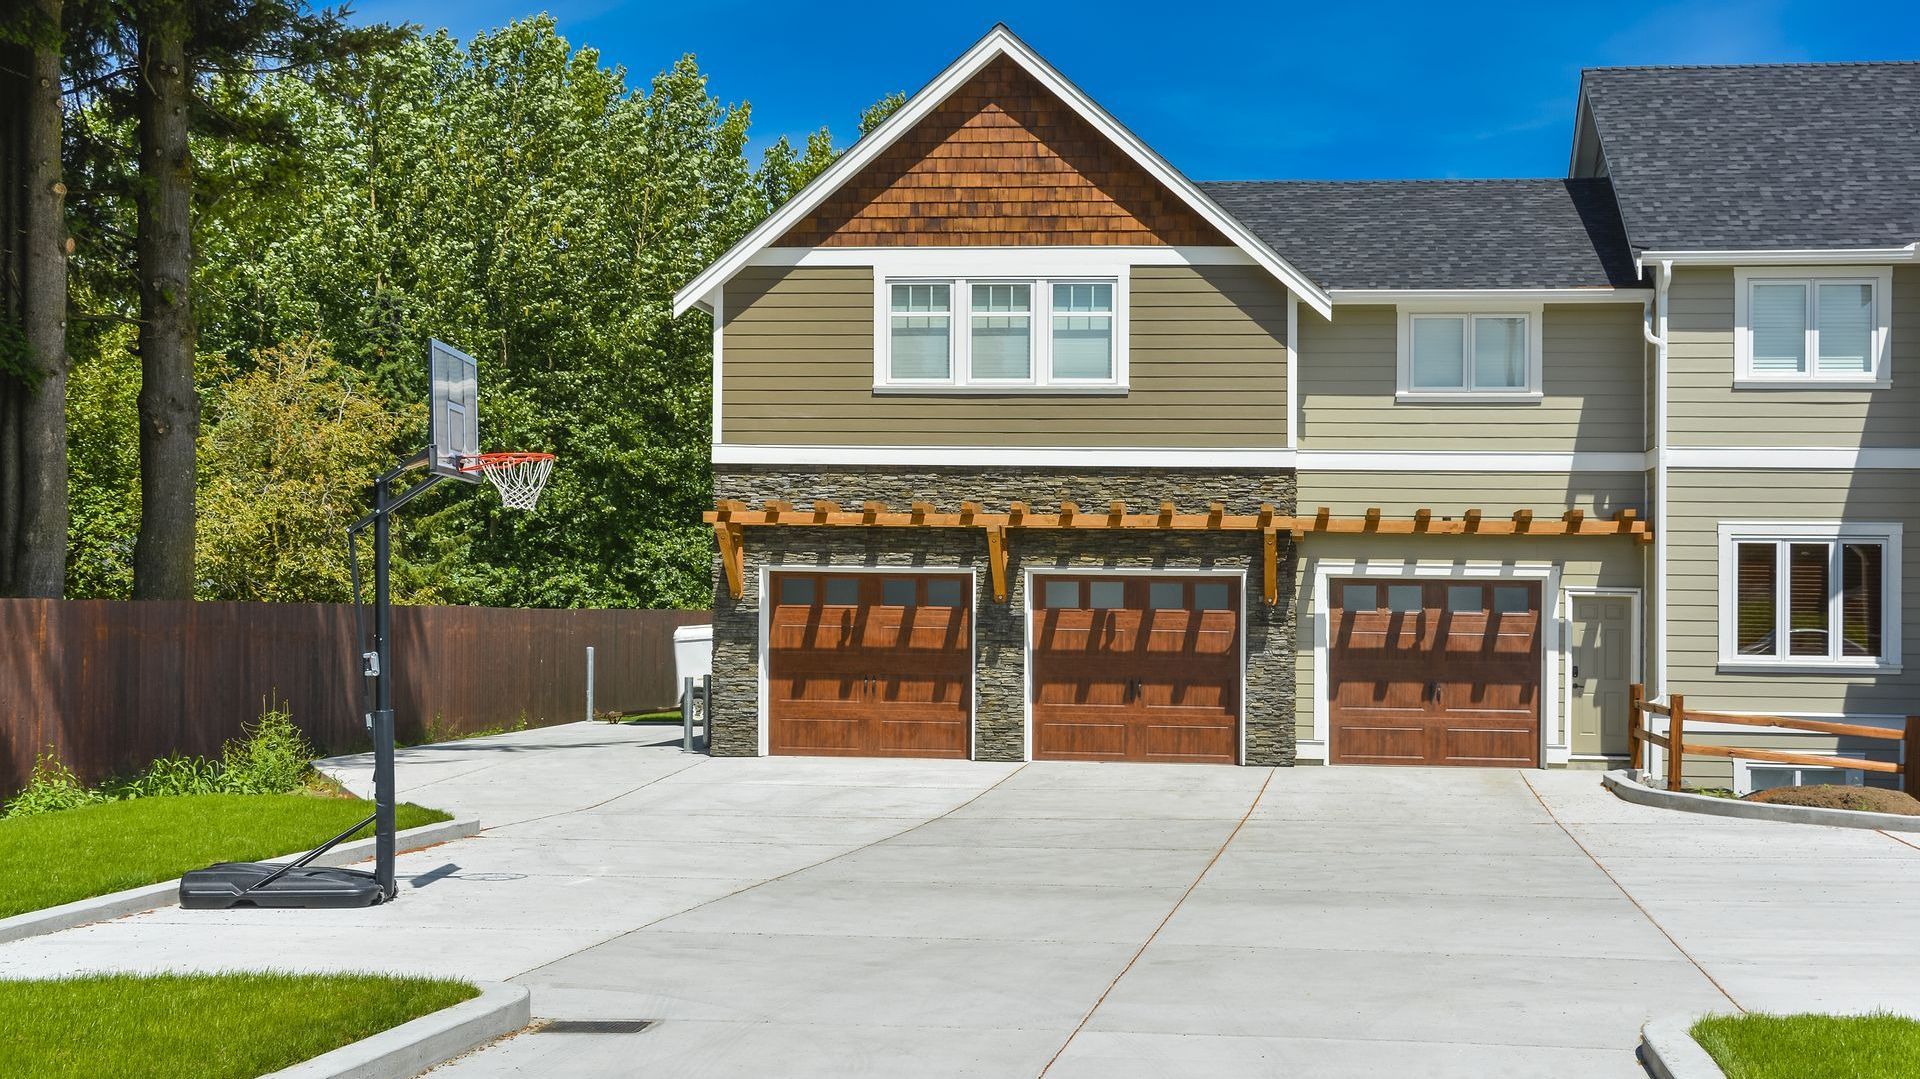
1742,785,1920,815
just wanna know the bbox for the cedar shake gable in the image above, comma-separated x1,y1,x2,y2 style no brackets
777,57,1229,248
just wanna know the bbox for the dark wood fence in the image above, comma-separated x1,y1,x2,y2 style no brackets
0,599,709,795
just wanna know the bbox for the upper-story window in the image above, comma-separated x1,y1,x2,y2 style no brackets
1717,521,1902,672
878,276,1125,391
1734,267,1891,387
1395,305,1543,402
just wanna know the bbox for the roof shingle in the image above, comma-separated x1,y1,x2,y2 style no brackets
1581,62,1920,252
1199,179,1639,290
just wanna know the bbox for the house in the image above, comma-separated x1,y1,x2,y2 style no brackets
673,27,1918,793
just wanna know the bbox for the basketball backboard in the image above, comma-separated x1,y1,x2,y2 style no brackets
427,339,480,482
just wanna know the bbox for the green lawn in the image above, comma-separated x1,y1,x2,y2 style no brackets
619,709,684,723
0,972,477,1079
0,794,448,918
1693,1012,1920,1079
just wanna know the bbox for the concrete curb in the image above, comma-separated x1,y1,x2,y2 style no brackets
263,981,529,1079
0,817,480,945
1602,769,1920,832
1641,1016,1727,1079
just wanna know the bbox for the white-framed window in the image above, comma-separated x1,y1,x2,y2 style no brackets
1732,752,1867,796
1716,522,1902,672
1733,267,1892,387
877,275,1125,391
1395,305,1544,401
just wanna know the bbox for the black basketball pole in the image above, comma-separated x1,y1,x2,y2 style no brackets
348,450,440,902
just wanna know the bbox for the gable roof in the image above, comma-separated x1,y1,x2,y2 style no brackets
1578,62,1920,253
1200,179,1639,291
671,26,1334,318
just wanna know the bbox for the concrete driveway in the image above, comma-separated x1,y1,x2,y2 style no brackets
3,722,1919,1077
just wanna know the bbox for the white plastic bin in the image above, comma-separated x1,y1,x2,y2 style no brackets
672,623,713,701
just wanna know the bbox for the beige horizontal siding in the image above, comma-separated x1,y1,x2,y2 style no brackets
1292,533,1646,743
1665,468,1920,714
1296,303,1647,452
1296,470,1648,518
721,263,1288,448
1667,266,1920,447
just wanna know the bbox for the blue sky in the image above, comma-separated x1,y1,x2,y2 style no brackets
354,1,1920,181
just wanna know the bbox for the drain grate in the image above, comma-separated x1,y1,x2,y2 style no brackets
537,1020,656,1035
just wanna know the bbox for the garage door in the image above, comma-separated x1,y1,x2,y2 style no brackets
1031,575,1239,764
1328,579,1541,766
766,572,971,758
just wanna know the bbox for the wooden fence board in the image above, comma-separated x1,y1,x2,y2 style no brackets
0,599,708,795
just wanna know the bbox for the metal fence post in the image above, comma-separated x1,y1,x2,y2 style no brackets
682,676,695,753
1904,716,1920,800
585,645,595,723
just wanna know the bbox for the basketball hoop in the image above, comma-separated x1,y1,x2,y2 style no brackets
458,452,555,511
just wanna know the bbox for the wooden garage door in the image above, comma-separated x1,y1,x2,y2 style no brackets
767,572,971,758
1329,579,1541,767
1031,576,1239,764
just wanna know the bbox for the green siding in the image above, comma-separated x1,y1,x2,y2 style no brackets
1296,302,1646,452
721,263,1289,447
1666,265,1920,447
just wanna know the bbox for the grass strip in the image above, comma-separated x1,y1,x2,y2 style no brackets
0,794,448,918
0,972,478,1079
1693,1012,1920,1079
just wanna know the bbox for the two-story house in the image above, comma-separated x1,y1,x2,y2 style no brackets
674,27,1916,792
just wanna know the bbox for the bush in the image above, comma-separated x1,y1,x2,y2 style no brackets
216,706,315,795
4,753,104,819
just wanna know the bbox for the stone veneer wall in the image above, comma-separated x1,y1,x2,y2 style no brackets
710,466,1298,765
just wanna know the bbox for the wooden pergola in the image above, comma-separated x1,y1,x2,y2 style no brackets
705,499,1650,605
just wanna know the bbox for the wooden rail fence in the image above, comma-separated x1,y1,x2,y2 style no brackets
1,599,710,796
1627,683,1920,797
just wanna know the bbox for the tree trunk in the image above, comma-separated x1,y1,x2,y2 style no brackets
131,0,197,600
13,0,71,597
1,0,70,598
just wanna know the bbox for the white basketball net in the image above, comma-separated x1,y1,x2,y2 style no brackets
464,453,555,511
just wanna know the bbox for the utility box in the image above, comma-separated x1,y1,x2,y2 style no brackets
672,624,713,700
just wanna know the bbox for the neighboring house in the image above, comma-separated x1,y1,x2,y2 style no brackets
673,27,1918,793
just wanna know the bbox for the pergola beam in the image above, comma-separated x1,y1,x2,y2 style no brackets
702,500,1653,601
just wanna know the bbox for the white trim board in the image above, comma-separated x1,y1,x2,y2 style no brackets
1297,449,1647,472
1304,559,1566,767
750,246,1256,270
669,25,1333,319
712,445,1658,471
1669,447,1920,469
1328,288,1649,304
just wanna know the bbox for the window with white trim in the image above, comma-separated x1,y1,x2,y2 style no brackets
879,276,1123,390
1734,267,1891,385
1732,753,1867,796
1395,306,1542,400
1717,522,1902,670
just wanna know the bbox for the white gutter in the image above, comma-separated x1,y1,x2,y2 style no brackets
1636,243,1917,267
1326,287,1650,304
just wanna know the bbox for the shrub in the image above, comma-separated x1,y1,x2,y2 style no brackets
215,705,316,795
4,752,104,819
108,755,224,800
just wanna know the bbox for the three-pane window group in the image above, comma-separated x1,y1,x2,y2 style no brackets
888,279,1116,385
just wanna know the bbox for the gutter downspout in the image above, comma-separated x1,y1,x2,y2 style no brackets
1641,259,1673,777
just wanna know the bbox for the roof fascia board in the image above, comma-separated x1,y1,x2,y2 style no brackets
1636,244,1918,270
670,26,1334,318
1327,287,1650,305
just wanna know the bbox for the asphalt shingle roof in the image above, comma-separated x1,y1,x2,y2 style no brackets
1581,62,1920,252
1199,179,1640,290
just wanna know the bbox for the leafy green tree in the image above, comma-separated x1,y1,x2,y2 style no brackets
195,337,418,602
